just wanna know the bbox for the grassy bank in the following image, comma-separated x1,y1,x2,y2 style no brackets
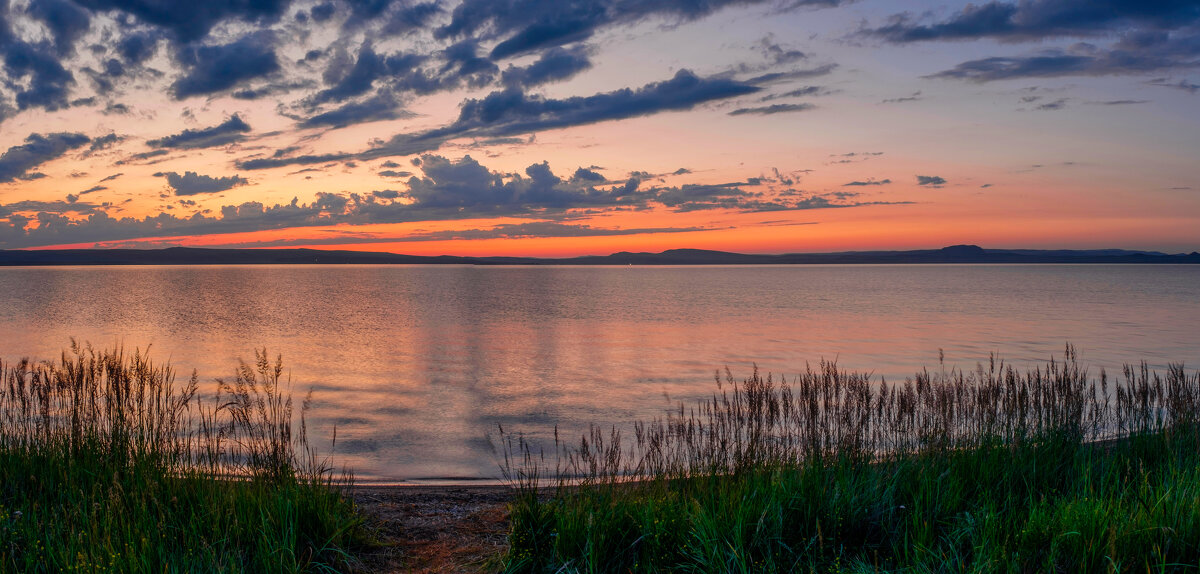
0,342,368,572
504,348,1200,572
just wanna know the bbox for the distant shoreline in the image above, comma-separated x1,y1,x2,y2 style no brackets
3,244,1199,266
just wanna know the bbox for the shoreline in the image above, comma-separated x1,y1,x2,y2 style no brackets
349,484,514,573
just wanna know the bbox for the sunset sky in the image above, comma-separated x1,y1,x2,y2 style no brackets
0,0,1198,256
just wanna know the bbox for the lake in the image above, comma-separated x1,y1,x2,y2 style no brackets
1,264,1197,482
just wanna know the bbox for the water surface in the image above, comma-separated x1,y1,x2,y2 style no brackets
2,264,1197,482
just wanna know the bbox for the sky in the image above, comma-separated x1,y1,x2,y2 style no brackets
0,0,1197,256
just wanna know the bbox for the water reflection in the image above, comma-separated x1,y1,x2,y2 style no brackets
1,264,1198,482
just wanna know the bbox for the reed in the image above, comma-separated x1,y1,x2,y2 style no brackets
0,341,367,573
503,346,1200,572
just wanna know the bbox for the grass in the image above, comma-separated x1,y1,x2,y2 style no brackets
0,341,369,573
502,346,1200,573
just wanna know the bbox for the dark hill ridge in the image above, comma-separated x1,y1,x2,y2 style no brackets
1,245,1198,266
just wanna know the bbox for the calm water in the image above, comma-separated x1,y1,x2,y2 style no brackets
2,264,1197,482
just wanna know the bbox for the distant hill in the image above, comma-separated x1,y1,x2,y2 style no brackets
1,245,1198,266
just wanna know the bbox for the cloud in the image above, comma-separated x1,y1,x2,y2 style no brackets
371,69,761,156
2,153,907,248
381,2,444,36
501,46,592,88
156,171,249,195
439,0,841,60
99,172,124,183
1148,77,1200,93
863,0,1200,43
1034,98,1069,110
761,86,831,101
745,63,838,84
928,37,1200,81
572,167,606,182
238,70,759,168
759,36,807,65
916,175,947,186
3,41,75,111
378,170,412,178
882,91,922,104
77,0,294,42
116,150,170,165
728,103,815,115
312,44,390,105
27,0,92,55
864,2,1200,82
78,185,106,195
172,33,280,98
0,132,91,183
147,115,252,149
843,179,892,186
236,152,354,171
299,90,413,129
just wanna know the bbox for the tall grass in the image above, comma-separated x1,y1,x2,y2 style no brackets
503,346,1200,572
0,341,367,572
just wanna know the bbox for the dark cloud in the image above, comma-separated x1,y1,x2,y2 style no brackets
78,185,106,195
745,63,837,84
75,0,294,42
501,46,592,88
172,33,280,98
760,36,807,65
728,102,815,115
99,172,124,182
117,31,163,64
3,41,75,111
440,40,499,88
310,2,335,22
300,91,413,129
378,170,412,178
1148,77,1200,93
27,0,92,55
371,69,760,156
382,2,443,36
761,85,831,101
860,2,1200,82
116,149,170,165
232,79,316,100
372,189,400,199
881,91,922,104
86,133,123,154
865,0,1200,43
672,168,691,175
236,152,353,170
843,179,892,186
147,115,251,149
1034,98,1069,110
440,0,840,61
0,132,91,183
928,35,1200,82
572,167,606,182
917,175,947,186
313,44,389,104
1090,99,1148,105
156,171,249,195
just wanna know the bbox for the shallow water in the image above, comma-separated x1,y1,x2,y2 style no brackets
2,264,1197,482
